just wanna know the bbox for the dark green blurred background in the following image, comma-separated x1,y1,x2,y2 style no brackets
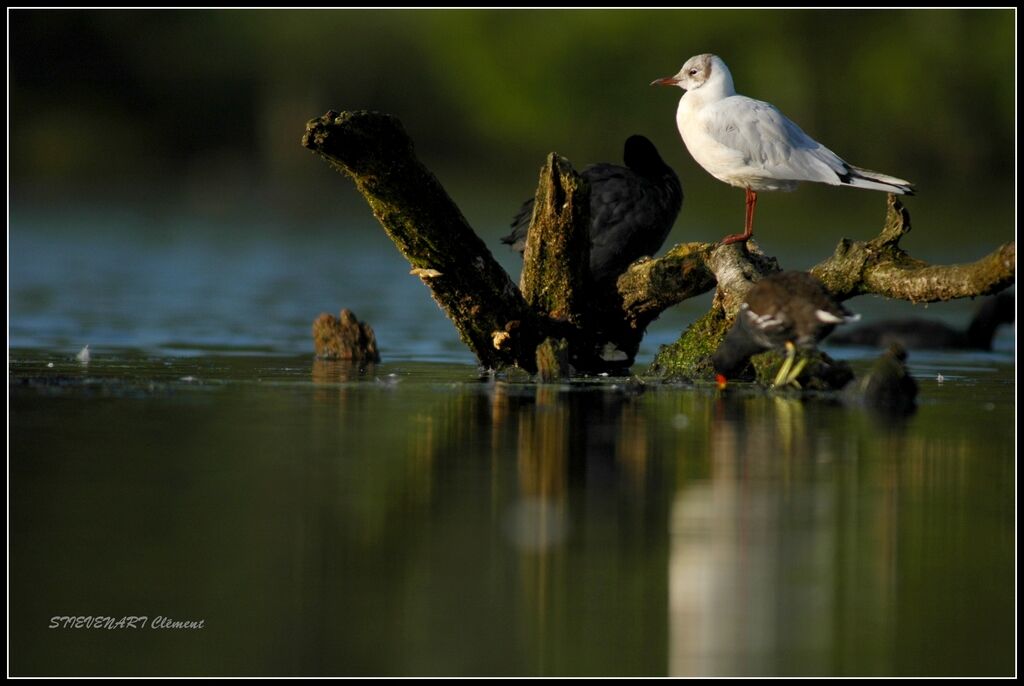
8,10,1017,676
9,8,1015,260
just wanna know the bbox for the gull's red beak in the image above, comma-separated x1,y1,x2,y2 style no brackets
650,75,680,87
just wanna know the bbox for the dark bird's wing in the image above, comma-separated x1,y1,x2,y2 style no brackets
501,199,534,253
586,163,681,282
502,141,682,284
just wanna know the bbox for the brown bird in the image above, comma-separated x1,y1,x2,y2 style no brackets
713,271,859,386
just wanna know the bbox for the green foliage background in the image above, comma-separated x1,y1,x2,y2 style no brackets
9,9,1014,253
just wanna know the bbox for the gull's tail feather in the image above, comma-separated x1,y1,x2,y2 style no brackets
841,166,915,196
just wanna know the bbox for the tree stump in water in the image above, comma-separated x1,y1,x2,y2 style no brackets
313,308,381,363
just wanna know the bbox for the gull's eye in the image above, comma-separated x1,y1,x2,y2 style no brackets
688,69,698,76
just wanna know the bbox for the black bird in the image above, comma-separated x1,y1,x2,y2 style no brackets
713,271,859,386
842,343,918,417
502,135,683,283
827,292,1014,351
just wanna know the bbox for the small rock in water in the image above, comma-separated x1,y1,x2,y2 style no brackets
76,345,91,364
313,309,381,362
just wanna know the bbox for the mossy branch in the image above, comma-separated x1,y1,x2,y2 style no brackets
650,195,1014,379
647,241,783,379
615,242,716,328
302,110,543,370
810,195,1015,302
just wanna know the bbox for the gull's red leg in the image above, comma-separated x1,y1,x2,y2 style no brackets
720,188,757,245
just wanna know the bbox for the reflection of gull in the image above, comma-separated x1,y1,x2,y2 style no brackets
670,400,836,676
652,54,913,245
503,497,568,552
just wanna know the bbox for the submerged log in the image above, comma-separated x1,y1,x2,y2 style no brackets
303,110,1015,382
313,309,381,362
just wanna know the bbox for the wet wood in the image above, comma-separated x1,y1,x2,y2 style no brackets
303,110,541,370
313,308,381,362
810,196,1016,303
303,110,1015,383
519,153,591,328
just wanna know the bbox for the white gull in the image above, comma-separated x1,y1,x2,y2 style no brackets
652,53,913,245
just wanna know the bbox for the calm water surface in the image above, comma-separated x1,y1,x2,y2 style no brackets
9,219,1017,676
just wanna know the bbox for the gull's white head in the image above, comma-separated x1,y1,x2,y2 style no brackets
651,54,734,95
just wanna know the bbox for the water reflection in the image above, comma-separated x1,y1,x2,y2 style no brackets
671,393,841,676
295,366,1012,675
667,389,1013,676
508,386,569,552
10,356,1015,675
310,359,378,385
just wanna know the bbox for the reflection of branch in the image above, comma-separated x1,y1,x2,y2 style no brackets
811,195,1016,302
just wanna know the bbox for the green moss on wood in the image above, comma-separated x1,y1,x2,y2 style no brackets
616,241,717,329
303,110,543,371
535,337,571,382
811,195,1015,303
749,349,853,390
648,306,730,380
312,308,381,362
520,154,591,327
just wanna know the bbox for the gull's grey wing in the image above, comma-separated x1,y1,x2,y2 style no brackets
702,96,850,184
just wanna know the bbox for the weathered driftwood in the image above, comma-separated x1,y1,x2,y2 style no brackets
313,309,381,362
303,111,542,370
303,110,1015,380
520,153,591,328
810,195,1016,302
303,110,657,374
646,240,787,380
649,196,1015,379
615,242,717,328
535,337,572,382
